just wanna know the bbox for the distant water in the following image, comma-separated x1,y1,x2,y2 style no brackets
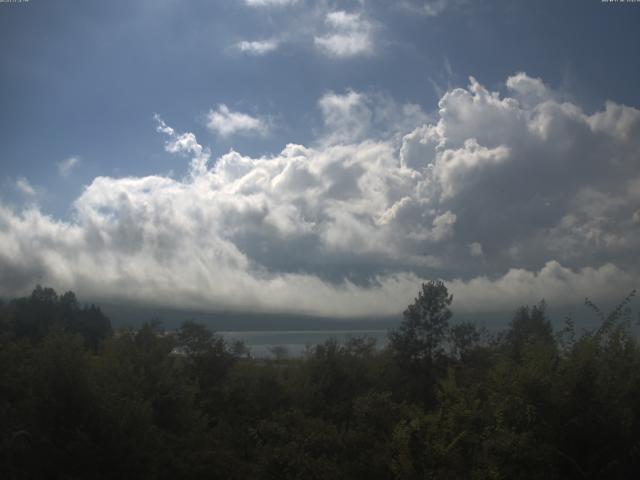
219,329,390,358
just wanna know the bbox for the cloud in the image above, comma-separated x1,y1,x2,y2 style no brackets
236,5,380,61
469,242,483,258
318,90,371,144
57,156,81,177
318,89,429,145
315,11,374,58
245,0,298,6
449,261,636,314
505,72,551,107
1,74,639,318
155,114,210,174
434,139,511,199
15,177,36,197
401,0,467,16
400,74,640,278
236,39,279,55
206,105,269,138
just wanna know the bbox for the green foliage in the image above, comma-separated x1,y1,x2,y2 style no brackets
502,301,555,361
1,286,639,479
390,280,453,365
387,280,454,405
1,285,111,350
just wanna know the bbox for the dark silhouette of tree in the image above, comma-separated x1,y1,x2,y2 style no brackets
502,301,554,361
387,280,453,405
389,280,452,369
4,286,111,349
449,321,481,361
269,345,289,361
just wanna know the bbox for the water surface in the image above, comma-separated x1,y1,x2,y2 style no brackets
220,329,390,358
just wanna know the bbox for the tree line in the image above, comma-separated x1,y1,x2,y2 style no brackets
1,283,639,479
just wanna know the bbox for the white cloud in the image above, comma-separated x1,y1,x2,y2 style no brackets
401,0,467,16
318,90,371,144
236,39,279,55
57,156,81,177
400,74,640,278
318,89,429,145
206,104,269,138
1,74,640,317
449,261,636,314
245,0,297,6
434,139,511,199
15,177,36,197
506,72,551,107
155,114,210,174
315,11,374,58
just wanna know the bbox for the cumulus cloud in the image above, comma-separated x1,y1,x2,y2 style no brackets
318,89,429,145
319,90,371,144
315,11,374,58
506,72,551,107
1,74,639,318
236,39,279,55
401,74,640,277
155,114,210,174
206,105,269,138
57,156,81,177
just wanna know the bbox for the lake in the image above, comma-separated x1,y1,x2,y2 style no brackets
219,329,390,358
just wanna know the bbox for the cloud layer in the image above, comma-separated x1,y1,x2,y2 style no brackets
1,74,639,317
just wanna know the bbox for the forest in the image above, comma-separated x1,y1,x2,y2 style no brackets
1,283,639,479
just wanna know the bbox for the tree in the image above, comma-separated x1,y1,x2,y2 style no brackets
177,320,219,356
269,345,289,361
389,280,453,367
176,321,235,415
387,281,453,405
503,301,554,361
6,286,112,349
449,321,481,361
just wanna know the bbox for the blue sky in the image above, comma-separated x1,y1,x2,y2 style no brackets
1,0,640,317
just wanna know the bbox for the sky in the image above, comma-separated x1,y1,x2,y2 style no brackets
1,0,640,319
